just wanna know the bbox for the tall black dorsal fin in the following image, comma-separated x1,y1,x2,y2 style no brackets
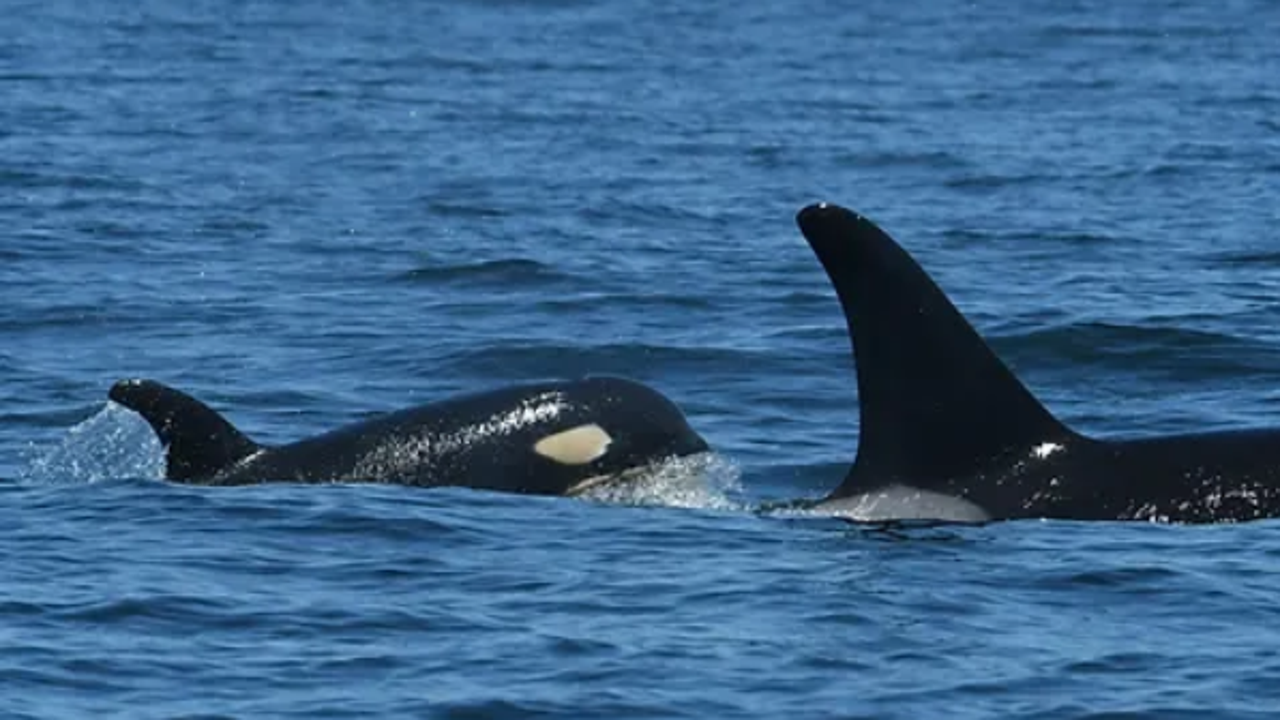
109,379,261,482
795,203,1077,496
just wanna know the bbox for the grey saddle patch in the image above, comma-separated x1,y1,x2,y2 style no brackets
814,485,991,523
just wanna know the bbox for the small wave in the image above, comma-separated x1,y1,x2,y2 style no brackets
1063,651,1167,675
395,258,571,287
0,167,144,192
198,215,271,234
1037,565,1183,593
1206,250,1280,268
944,171,1060,191
272,502,469,545
531,292,716,314
0,304,125,332
1031,76,1120,92
19,404,164,485
423,200,512,218
54,594,234,624
1009,321,1240,350
941,227,1119,247
995,321,1271,375
575,197,722,225
435,341,768,380
461,0,596,9
834,149,970,171
1039,23,1214,41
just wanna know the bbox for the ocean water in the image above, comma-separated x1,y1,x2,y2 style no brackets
4,0,1280,717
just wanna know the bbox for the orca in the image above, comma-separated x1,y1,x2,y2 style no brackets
795,201,1280,524
109,376,708,496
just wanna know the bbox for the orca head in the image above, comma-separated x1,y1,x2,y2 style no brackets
497,376,710,497
794,203,1081,522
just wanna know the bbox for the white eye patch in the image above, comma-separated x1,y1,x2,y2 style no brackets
533,424,613,465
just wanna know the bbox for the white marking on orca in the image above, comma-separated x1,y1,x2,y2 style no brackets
534,423,613,466
1032,442,1063,459
814,485,991,523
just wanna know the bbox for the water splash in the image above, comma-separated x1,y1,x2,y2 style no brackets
578,452,744,511
19,403,164,484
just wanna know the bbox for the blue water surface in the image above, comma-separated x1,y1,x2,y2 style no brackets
3,0,1280,717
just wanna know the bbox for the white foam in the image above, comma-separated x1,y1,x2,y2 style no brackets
1032,442,1063,459
19,403,165,484
576,452,744,511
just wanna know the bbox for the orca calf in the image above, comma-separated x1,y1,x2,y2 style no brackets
796,202,1280,524
109,377,708,496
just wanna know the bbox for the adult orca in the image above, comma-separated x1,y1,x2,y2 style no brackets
796,201,1280,524
109,376,708,496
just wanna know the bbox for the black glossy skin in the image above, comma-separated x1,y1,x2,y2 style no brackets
796,202,1280,523
109,376,708,495
890,431,1280,523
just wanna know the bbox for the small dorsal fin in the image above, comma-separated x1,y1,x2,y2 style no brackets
794,203,1077,496
109,379,261,482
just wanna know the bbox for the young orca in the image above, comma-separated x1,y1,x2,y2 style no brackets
796,201,1280,524
109,376,708,496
